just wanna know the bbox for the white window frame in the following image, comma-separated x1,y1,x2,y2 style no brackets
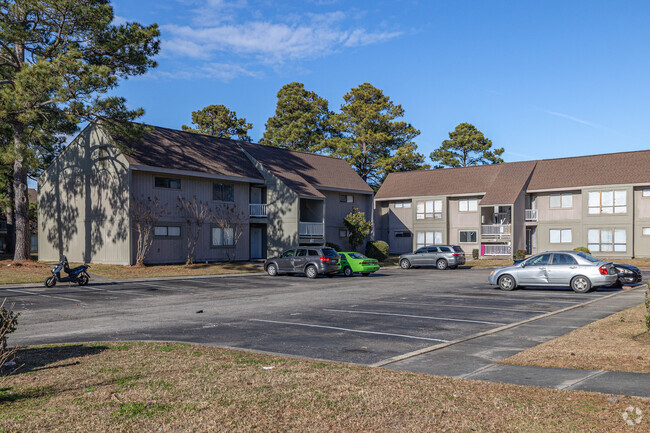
549,228,572,244
459,198,478,212
339,228,349,238
643,189,650,197
416,200,440,219
588,190,626,215
394,200,411,209
340,194,354,203
416,231,443,249
587,228,626,253
459,230,477,243
549,193,572,209
212,227,235,246
642,227,650,236
154,225,181,238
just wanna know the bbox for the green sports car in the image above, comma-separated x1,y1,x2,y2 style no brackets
338,252,380,277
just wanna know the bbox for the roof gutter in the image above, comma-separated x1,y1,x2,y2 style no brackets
129,164,265,184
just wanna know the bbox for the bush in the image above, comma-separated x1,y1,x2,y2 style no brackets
0,299,19,370
573,246,591,254
365,240,389,261
472,248,479,260
514,249,526,260
325,242,342,252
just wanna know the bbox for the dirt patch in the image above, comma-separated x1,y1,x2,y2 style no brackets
0,342,648,432
502,303,650,373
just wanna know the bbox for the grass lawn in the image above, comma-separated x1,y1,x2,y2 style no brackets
501,299,650,373
0,261,261,285
0,342,648,432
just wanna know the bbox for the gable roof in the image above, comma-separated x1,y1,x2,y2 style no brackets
375,149,650,202
116,125,264,182
239,142,373,199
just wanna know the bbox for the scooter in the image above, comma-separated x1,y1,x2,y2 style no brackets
44,255,90,287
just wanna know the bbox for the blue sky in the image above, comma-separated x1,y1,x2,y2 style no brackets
109,0,650,163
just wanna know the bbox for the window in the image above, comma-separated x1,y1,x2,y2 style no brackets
212,227,234,246
394,200,411,208
459,198,478,212
281,250,295,258
549,229,572,244
154,225,181,237
438,246,452,252
588,228,626,252
643,228,650,236
643,189,650,197
154,177,181,189
416,200,442,219
339,228,349,238
549,193,573,208
416,231,442,248
308,249,319,256
526,253,551,266
340,194,354,203
395,231,412,238
213,183,234,201
588,190,626,214
552,254,577,265
296,249,307,256
459,230,477,243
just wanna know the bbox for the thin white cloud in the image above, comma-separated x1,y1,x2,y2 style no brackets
155,62,263,82
541,109,604,129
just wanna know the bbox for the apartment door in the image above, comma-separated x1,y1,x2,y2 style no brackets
250,226,263,259
251,187,263,204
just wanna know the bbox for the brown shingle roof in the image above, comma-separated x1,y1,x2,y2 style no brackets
376,149,650,202
118,125,264,181
527,149,650,190
240,142,373,199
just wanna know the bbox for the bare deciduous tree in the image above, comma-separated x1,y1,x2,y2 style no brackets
131,195,166,266
214,202,249,261
177,195,216,265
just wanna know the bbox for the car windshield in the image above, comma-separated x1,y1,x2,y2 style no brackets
321,249,339,258
348,253,366,259
577,253,600,263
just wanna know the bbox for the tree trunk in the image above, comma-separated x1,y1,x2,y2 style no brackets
5,178,14,254
12,126,30,261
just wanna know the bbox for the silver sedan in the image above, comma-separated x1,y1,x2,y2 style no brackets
488,251,618,293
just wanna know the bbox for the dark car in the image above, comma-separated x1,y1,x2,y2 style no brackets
611,263,643,287
264,247,341,279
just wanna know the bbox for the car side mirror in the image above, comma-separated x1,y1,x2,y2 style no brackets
520,262,526,268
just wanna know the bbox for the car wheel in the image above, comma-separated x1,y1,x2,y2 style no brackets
399,259,411,269
305,265,318,279
571,276,592,293
343,266,353,277
436,259,448,270
498,274,516,291
44,276,56,288
361,272,370,277
266,263,278,276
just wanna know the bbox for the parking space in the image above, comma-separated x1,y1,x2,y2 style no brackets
4,267,631,366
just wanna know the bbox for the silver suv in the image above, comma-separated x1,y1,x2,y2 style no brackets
399,245,466,270
265,247,341,279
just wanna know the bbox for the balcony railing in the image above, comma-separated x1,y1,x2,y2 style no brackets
483,244,511,256
249,203,267,217
481,224,512,237
299,222,324,237
525,209,538,221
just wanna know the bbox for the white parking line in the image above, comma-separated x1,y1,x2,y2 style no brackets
323,308,507,325
377,301,549,314
80,286,155,297
6,288,82,303
249,319,449,342
413,294,582,305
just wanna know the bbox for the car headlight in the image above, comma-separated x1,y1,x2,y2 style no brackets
616,267,631,274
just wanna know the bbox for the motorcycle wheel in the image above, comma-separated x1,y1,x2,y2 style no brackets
78,273,89,286
45,276,56,288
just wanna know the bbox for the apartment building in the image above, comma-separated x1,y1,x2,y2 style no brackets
38,122,372,265
375,150,650,259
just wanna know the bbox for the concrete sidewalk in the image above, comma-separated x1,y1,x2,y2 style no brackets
383,286,650,398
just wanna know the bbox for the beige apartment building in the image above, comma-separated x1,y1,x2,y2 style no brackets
375,151,650,259
38,122,372,265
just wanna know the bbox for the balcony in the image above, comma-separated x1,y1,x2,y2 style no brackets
299,222,324,238
482,244,512,256
481,224,512,238
525,209,538,221
249,203,267,217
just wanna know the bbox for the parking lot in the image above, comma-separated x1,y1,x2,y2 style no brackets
4,267,629,366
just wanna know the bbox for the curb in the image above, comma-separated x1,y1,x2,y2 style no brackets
369,285,646,368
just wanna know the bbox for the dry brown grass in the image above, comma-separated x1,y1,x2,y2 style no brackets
502,303,650,373
0,261,261,285
0,342,648,432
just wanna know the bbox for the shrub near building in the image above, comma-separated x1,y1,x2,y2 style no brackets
366,240,389,261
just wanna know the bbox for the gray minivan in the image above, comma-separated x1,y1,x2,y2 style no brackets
399,245,466,270
264,247,341,279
